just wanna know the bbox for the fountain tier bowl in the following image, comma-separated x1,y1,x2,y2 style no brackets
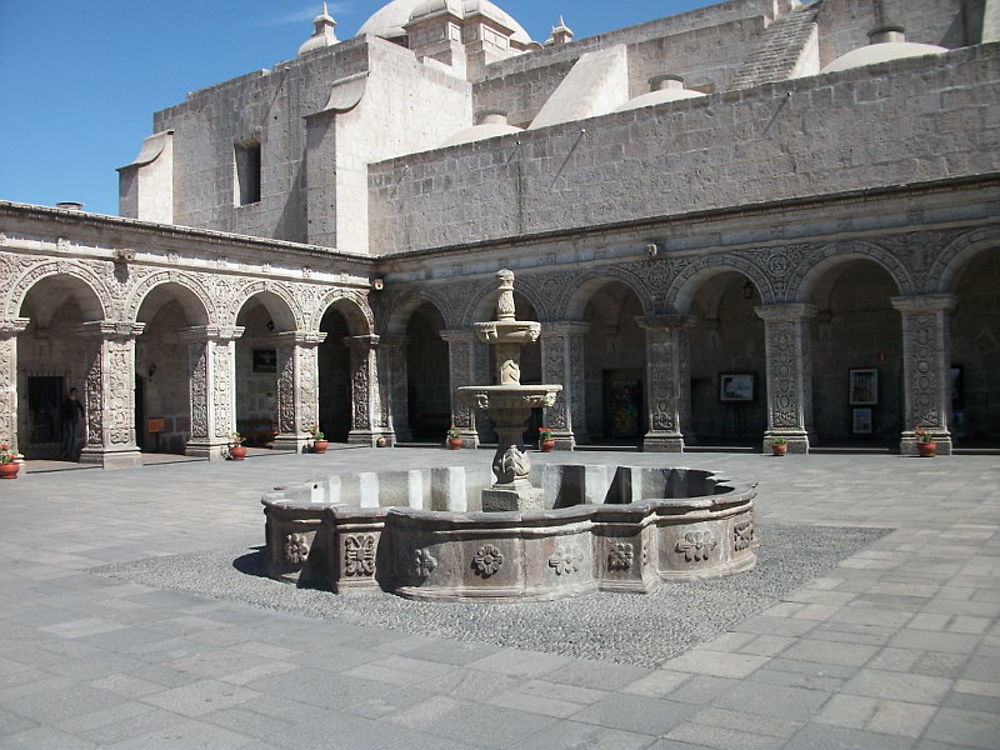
263,465,757,602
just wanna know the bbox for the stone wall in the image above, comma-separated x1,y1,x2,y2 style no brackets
370,44,1000,254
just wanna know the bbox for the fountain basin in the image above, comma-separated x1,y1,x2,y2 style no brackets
262,465,757,601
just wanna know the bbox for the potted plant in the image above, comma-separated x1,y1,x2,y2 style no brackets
309,425,328,454
0,443,20,479
769,436,788,456
446,425,463,450
538,426,556,452
229,431,248,461
915,426,936,457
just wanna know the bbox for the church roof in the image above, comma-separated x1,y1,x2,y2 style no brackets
357,0,532,45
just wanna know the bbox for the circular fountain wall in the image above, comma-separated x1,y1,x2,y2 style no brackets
262,464,756,601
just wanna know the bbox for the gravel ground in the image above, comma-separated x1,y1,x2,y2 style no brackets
91,523,889,667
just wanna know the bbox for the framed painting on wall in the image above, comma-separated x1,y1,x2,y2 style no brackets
852,407,873,435
849,368,878,405
720,373,754,403
253,348,277,373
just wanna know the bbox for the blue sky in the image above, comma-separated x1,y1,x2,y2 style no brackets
0,1,711,216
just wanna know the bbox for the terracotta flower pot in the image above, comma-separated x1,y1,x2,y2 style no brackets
229,445,248,461
376,436,388,448
447,437,463,450
540,438,556,452
0,462,20,479
312,440,329,454
918,441,936,458
771,443,788,456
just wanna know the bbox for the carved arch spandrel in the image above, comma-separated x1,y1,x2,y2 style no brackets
664,255,774,313
226,280,305,330
123,271,216,325
929,226,1000,293
789,240,914,301
560,266,654,320
4,260,110,321
310,288,374,336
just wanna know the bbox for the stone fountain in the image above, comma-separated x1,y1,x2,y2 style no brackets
458,269,562,512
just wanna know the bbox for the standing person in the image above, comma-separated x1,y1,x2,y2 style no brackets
61,387,84,460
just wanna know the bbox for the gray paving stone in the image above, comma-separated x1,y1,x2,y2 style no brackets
663,722,786,750
570,693,698,735
783,723,916,749
662,674,741,705
781,639,879,667
100,715,255,750
924,707,1000,749
385,695,559,747
0,706,37,736
712,681,832,721
1,683,128,724
514,719,659,749
0,726,98,749
538,659,652,691
840,669,953,704
140,678,260,717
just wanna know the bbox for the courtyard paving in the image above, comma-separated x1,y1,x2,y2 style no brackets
0,448,998,749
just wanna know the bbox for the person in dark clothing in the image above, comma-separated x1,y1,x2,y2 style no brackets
61,387,84,460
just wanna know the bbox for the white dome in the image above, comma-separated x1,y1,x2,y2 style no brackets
822,41,946,73
612,76,705,113
357,0,531,45
409,0,462,21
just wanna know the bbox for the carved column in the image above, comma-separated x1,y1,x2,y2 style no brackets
891,294,957,456
179,325,244,460
77,320,145,469
0,319,29,454
755,304,816,454
540,321,590,449
380,335,409,443
636,315,694,452
271,331,327,453
440,329,481,448
345,335,392,446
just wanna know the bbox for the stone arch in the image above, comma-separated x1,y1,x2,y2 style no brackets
311,289,374,336
7,261,109,321
931,227,1000,293
385,289,450,335
562,267,652,320
792,240,912,301
125,272,214,326
228,280,303,330
667,257,773,314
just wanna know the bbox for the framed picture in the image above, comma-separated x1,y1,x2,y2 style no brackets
849,368,878,405
720,373,754,403
852,407,873,435
253,348,277,373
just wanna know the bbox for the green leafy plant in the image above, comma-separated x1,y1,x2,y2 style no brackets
446,425,462,439
769,436,788,446
914,426,934,444
229,431,246,446
308,424,325,441
0,444,17,465
538,426,554,441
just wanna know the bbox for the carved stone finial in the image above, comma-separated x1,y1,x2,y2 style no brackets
496,269,516,321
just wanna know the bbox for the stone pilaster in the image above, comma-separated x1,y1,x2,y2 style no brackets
77,320,145,469
540,321,590,449
0,319,29,454
380,335,410,443
754,303,817,454
636,315,694,453
440,329,481,448
271,331,327,453
345,334,392,446
179,325,244,460
891,294,957,456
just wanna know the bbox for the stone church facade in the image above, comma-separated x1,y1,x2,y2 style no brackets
1,0,998,467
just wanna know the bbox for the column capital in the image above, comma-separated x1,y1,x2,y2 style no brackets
540,320,591,337
635,314,696,331
439,329,479,344
344,334,380,350
379,334,408,349
177,325,245,343
0,318,29,337
269,330,327,347
890,294,958,314
75,320,146,340
754,303,817,322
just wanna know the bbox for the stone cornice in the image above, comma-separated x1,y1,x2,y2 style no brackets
754,303,817,322
890,294,958,313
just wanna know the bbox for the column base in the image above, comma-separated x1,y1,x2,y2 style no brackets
348,430,396,448
273,434,310,453
456,429,480,449
79,447,143,470
642,432,685,453
900,431,953,456
763,431,810,454
551,430,576,451
185,440,231,461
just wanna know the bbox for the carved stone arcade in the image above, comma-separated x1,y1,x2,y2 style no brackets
0,318,29,454
380,335,410,442
271,331,327,453
540,322,590,450
77,320,145,469
892,294,957,456
345,334,393,447
440,329,481,448
755,303,816,454
636,315,693,453
179,325,244,460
